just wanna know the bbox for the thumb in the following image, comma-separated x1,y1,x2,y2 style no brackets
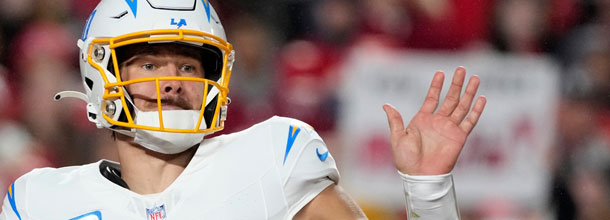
383,104,405,140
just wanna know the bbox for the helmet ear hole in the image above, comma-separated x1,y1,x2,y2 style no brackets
86,103,102,128
85,77,94,90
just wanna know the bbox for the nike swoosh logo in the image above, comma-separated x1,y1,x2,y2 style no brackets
316,148,329,162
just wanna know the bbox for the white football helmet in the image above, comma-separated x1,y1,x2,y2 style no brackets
57,0,235,153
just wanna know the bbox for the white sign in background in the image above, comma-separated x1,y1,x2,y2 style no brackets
337,47,559,212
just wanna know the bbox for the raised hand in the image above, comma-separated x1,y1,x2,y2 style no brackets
383,67,486,175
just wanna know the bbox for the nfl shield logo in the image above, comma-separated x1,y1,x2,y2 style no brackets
146,205,167,220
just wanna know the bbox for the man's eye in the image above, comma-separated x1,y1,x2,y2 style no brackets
142,63,155,71
180,65,195,72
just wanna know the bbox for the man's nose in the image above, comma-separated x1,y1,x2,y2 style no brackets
161,80,183,94
160,64,183,94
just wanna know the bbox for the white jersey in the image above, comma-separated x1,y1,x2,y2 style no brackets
1,116,339,220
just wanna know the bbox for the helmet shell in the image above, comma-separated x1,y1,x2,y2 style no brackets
78,0,234,134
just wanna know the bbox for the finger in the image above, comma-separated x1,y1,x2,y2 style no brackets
450,75,480,123
383,104,405,143
420,71,444,113
459,96,487,134
437,67,466,116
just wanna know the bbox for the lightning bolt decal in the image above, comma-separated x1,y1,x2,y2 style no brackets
125,0,138,18
81,9,97,40
201,0,211,23
8,183,22,220
284,125,301,165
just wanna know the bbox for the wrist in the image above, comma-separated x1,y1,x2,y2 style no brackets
398,170,460,219
398,171,452,180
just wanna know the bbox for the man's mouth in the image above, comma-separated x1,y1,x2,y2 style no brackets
138,97,193,110
159,104,187,110
159,98,193,110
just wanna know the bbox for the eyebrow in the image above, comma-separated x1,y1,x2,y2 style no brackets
119,55,143,68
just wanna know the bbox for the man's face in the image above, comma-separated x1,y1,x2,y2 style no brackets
119,49,205,112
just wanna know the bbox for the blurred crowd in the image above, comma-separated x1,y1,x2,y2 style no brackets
1,0,610,219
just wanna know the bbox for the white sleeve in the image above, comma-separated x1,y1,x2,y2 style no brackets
283,140,339,218
399,171,460,220
1,195,15,220
1,172,34,220
273,118,340,219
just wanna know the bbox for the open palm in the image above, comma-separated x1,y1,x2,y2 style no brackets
383,67,486,175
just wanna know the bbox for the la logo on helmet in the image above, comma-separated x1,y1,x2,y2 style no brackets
170,18,187,28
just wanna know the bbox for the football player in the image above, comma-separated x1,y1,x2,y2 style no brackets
1,0,485,219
